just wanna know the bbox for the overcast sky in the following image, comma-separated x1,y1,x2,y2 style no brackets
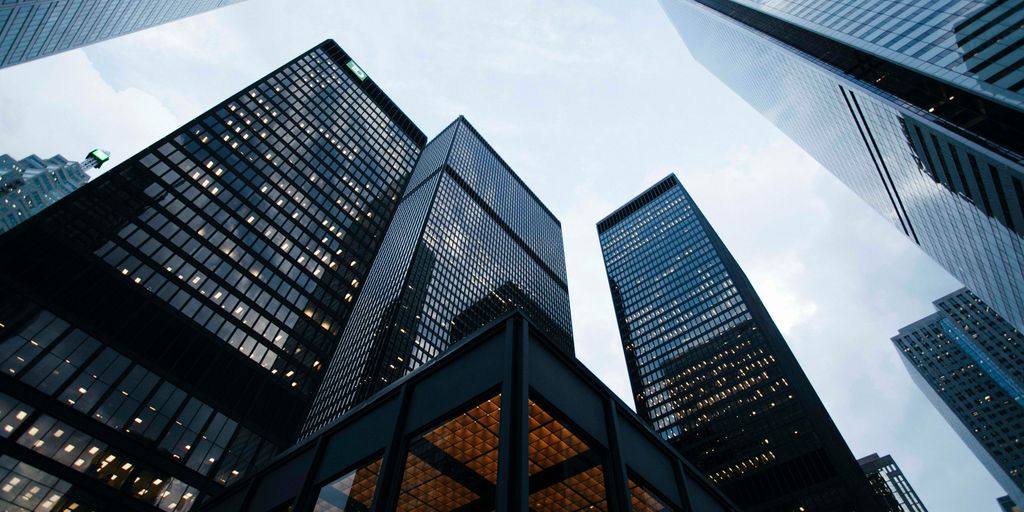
0,1,1007,509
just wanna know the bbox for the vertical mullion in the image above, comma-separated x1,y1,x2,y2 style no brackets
369,384,412,511
288,433,328,512
671,458,696,512
604,399,632,511
495,316,528,511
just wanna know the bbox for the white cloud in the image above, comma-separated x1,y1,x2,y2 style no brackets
0,50,178,175
0,1,1007,509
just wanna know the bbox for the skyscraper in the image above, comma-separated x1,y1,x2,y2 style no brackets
303,116,573,437
893,288,1024,506
0,39,424,511
0,149,107,234
0,0,246,69
857,453,928,512
659,0,1024,334
598,175,878,511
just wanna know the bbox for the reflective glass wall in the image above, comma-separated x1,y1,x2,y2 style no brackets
723,0,1024,110
662,0,1024,335
0,40,424,511
303,117,573,437
599,175,879,511
894,289,1024,505
0,0,246,69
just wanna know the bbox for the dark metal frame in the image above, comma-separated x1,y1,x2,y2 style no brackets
198,312,739,512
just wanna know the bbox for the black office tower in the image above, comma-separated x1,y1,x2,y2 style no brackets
303,116,573,437
598,175,878,511
0,40,424,511
659,0,1024,335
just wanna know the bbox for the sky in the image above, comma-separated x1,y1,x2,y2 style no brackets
0,0,1008,509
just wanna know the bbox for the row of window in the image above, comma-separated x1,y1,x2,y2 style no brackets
0,310,275,490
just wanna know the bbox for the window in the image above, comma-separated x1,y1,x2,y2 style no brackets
396,394,501,510
630,476,675,512
527,399,608,510
313,456,382,511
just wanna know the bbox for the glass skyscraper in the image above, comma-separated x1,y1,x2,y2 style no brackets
0,149,107,234
0,0,246,69
0,39,424,511
857,453,928,512
893,288,1024,506
598,174,878,511
659,0,1024,335
302,116,573,438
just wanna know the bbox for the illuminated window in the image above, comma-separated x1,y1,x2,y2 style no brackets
396,394,501,510
0,394,31,438
313,456,381,511
527,399,608,510
630,477,674,512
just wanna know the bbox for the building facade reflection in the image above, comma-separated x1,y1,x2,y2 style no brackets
303,117,573,438
660,0,1024,334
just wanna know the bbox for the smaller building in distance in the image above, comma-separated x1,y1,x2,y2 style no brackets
857,453,928,511
999,495,1020,512
893,288,1024,506
0,149,107,234
197,312,737,512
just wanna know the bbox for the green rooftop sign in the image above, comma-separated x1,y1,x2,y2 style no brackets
346,60,368,81
89,149,110,163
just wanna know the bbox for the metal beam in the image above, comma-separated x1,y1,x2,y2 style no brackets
496,317,528,511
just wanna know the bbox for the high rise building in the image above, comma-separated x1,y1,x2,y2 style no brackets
302,116,573,437
0,149,107,234
857,453,928,512
0,0,246,69
893,288,1024,506
598,175,878,511
0,39,424,511
659,0,1024,334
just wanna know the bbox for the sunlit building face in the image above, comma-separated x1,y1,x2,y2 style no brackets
660,0,1024,335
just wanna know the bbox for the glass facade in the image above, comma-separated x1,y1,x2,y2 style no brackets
0,153,94,234
0,40,425,511
598,175,878,511
198,313,736,512
893,288,1024,506
0,454,99,512
397,394,501,509
0,0,245,69
723,0,1024,110
312,455,380,511
303,116,573,437
660,0,1024,336
857,453,929,512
